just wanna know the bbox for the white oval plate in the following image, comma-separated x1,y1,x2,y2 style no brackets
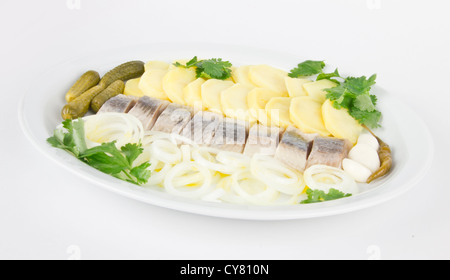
18,43,434,220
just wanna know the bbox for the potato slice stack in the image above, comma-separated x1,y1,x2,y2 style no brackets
124,60,363,144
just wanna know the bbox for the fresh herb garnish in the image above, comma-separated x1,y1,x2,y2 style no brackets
47,119,151,185
288,60,381,128
288,60,325,78
174,56,233,80
300,188,352,204
325,74,381,128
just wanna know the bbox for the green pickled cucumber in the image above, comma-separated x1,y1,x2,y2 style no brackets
91,80,125,113
65,70,100,102
61,85,105,120
99,61,145,88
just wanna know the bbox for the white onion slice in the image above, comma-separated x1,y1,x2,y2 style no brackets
192,147,237,174
83,113,144,148
150,140,181,164
231,170,279,205
164,162,213,199
250,155,304,195
145,158,173,186
216,151,251,169
180,145,191,162
304,165,358,195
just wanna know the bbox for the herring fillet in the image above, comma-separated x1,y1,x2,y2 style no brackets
181,111,222,145
152,103,193,134
243,124,282,157
210,118,249,153
274,126,316,172
97,95,138,114
127,96,169,130
306,136,351,169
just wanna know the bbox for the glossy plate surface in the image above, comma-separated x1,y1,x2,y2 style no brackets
18,43,434,220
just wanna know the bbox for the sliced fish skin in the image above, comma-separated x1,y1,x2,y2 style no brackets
180,111,222,145
210,118,249,153
306,136,352,169
152,103,193,134
274,126,316,172
127,96,169,130
243,124,283,157
97,95,138,114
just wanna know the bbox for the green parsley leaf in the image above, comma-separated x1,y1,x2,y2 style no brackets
174,57,233,80
349,107,382,128
325,73,381,128
344,74,377,96
354,94,376,112
48,120,151,186
288,60,325,78
121,143,144,166
47,119,87,157
300,188,352,204
82,142,131,174
130,162,152,185
317,68,342,84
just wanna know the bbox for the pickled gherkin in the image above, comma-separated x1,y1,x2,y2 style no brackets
65,70,100,102
61,85,105,120
99,61,145,88
91,80,125,113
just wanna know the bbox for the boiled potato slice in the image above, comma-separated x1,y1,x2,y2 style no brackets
265,97,293,128
249,65,288,94
201,79,235,114
285,77,312,97
303,79,337,103
221,84,257,123
124,78,144,97
139,69,170,100
183,78,206,109
231,65,257,88
290,96,330,136
248,88,285,125
162,68,197,105
322,99,363,144
144,61,170,71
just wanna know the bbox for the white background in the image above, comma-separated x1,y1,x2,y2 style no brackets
1,0,449,260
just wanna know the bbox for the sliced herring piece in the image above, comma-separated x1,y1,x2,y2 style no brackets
97,95,138,114
210,118,249,153
274,126,316,172
127,96,169,130
306,136,352,169
180,111,222,145
152,103,193,134
243,124,282,157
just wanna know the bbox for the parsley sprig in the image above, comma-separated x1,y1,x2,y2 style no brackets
174,56,233,80
289,60,381,128
47,119,151,185
300,188,352,204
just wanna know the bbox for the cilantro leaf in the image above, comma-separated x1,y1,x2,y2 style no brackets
288,60,325,78
344,74,377,96
47,119,87,157
48,120,151,186
121,143,144,166
174,56,198,68
349,107,382,128
354,94,376,112
82,142,131,174
317,68,342,84
130,162,152,185
174,57,233,80
300,188,352,204
325,73,381,128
